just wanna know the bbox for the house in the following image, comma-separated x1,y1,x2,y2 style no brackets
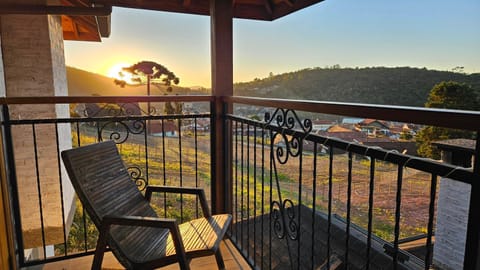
312,119,335,132
356,119,391,136
342,117,364,125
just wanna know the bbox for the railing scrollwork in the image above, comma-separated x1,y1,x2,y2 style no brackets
271,199,298,240
127,166,147,191
267,108,312,242
98,119,146,144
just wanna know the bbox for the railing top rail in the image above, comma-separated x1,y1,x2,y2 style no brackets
0,95,214,105
227,114,475,184
225,96,480,131
3,95,480,131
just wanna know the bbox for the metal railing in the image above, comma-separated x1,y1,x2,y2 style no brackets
0,96,213,266
225,96,480,270
1,95,480,269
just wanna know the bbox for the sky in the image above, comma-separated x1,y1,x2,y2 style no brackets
64,0,480,88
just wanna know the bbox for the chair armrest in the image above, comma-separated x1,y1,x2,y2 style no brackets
93,215,188,270
145,186,211,217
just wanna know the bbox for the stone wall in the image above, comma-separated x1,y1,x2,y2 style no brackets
0,14,74,252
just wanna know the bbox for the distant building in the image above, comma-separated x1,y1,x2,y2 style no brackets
356,119,390,136
311,119,335,132
150,121,178,137
341,117,364,125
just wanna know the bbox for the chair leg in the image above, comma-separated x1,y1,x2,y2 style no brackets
91,247,105,270
215,249,226,270
92,230,108,270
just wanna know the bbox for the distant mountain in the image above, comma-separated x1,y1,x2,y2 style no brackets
67,66,480,107
234,67,480,107
66,67,208,96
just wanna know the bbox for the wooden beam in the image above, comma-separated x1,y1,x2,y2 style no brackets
284,0,294,7
272,0,324,20
210,0,233,215
274,0,293,7
72,20,80,39
182,0,192,8
263,0,273,14
0,5,112,16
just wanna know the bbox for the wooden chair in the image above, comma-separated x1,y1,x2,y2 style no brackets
61,141,232,270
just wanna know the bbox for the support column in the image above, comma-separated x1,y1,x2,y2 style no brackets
0,14,74,261
465,135,480,270
210,0,233,214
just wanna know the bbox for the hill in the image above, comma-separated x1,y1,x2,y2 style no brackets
66,67,208,96
67,66,480,108
234,67,480,107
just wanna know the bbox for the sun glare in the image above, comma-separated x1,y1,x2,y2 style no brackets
107,63,134,83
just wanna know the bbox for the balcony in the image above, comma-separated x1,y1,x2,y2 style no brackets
1,95,480,269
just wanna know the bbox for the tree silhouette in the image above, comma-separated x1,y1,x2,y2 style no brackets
416,81,479,159
114,61,182,115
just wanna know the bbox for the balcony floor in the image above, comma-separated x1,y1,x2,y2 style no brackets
23,240,251,270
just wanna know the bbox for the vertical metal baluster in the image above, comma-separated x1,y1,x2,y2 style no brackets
345,151,353,265
178,118,183,223
366,158,376,270
393,165,404,270
162,119,167,218
32,124,47,259
77,122,88,252
55,123,68,256
425,174,437,269
253,125,257,266
144,118,149,188
234,121,239,242
95,120,101,143
261,126,265,269
311,142,318,270
297,141,303,270
2,105,26,265
240,122,244,250
246,123,250,259
194,118,199,218
269,128,274,270
327,147,333,268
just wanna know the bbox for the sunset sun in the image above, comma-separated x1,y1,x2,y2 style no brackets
107,63,133,83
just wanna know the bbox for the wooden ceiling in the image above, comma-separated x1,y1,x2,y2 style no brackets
93,0,324,21
61,0,105,41
0,0,324,42
0,0,110,42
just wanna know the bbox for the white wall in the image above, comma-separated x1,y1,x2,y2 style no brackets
433,178,470,270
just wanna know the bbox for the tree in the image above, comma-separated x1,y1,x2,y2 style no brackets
416,81,479,159
399,130,413,140
114,61,182,115
115,61,179,91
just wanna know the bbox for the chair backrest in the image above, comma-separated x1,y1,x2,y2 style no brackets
61,141,157,228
